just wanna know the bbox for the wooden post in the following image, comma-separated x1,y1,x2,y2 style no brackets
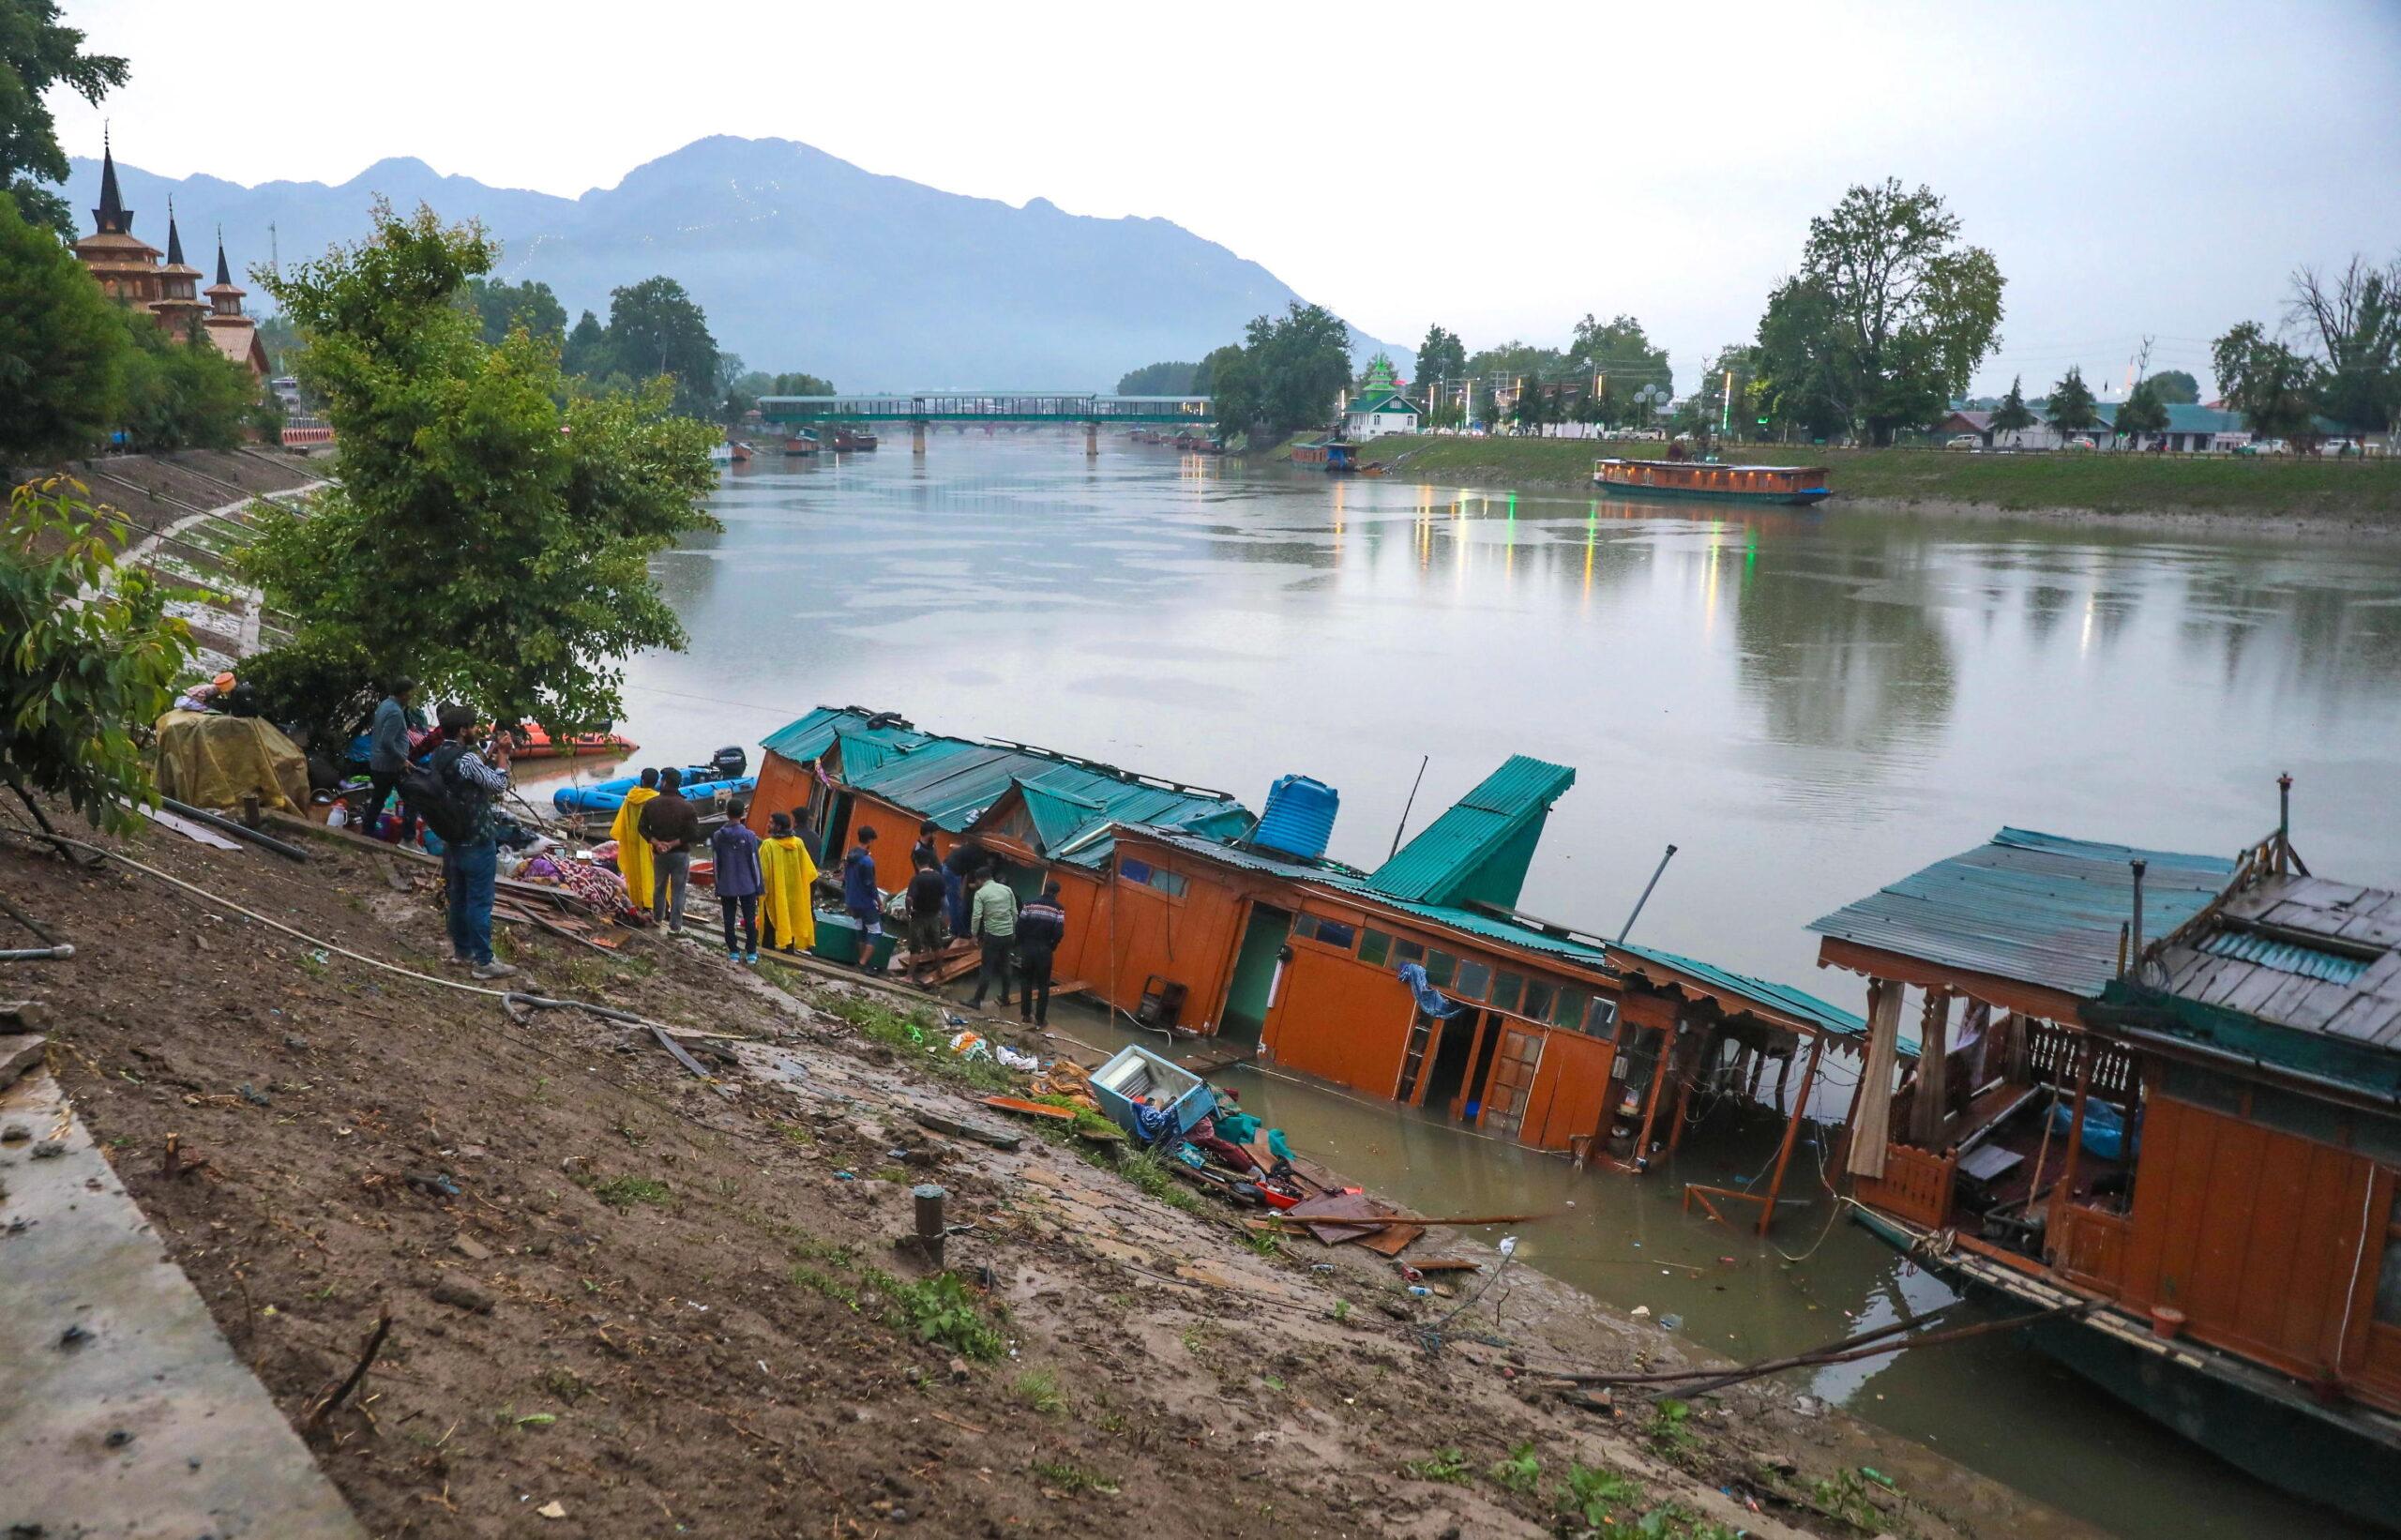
1666,1024,1713,1155
1772,1048,1794,1116
1631,1021,1678,1171
1759,1032,1826,1236
2047,1037,2096,1249
1912,989,1954,1147
1744,1047,1767,1101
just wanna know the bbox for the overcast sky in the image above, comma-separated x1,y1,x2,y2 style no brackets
50,0,2401,396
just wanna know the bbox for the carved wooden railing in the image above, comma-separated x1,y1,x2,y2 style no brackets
1855,1142,1956,1230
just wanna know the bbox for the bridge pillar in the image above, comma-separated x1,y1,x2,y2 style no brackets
911,418,928,456
1084,421,1099,458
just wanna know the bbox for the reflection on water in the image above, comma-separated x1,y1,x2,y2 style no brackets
603,432,2401,1540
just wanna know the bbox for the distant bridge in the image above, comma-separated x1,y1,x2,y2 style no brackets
758,393,1214,425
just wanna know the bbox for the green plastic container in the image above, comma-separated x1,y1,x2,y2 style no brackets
810,910,898,971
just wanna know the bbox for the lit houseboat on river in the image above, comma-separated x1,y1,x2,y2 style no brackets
1593,458,1830,506
1810,813,2401,1529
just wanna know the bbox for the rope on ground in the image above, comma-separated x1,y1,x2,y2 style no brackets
1418,1236,1520,1355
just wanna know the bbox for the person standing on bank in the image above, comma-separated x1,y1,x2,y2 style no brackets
759,811,819,954
1016,879,1066,1026
841,824,883,973
966,866,1019,1010
429,704,515,980
712,797,764,962
905,851,948,985
610,768,661,916
912,819,940,871
942,838,981,941
365,675,420,843
638,767,702,933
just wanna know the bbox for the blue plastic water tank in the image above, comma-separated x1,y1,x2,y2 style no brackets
1254,774,1338,860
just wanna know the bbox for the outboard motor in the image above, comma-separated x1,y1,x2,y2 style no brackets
709,745,747,780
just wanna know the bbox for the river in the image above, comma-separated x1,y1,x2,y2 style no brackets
576,430,2401,1538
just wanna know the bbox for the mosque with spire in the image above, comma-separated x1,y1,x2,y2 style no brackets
70,135,268,380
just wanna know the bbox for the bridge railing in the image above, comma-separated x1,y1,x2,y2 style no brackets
756,394,1214,424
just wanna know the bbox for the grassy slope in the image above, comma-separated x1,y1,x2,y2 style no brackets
1251,434,2401,520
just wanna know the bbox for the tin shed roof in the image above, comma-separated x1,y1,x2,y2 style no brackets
1609,941,1891,1048
1808,827,2237,1002
761,707,1253,868
1367,756,1576,909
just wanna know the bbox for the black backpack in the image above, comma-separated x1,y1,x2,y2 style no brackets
399,744,480,845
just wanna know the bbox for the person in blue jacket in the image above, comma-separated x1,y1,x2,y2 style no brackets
841,824,883,973
711,798,764,963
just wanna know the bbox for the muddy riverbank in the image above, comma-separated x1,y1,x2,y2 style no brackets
0,810,2095,1539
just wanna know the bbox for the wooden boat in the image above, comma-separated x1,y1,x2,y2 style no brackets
1593,458,1829,506
1292,440,1365,474
1814,823,2401,1530
831,427,878,452
779,433,820,457
728,441,752,464
511,722,638,761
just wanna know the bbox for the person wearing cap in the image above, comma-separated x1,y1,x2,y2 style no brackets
1015,879,1066,1026
175,671,238,714
365,675,420,844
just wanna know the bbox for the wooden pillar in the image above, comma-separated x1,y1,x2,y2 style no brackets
1631,1023,1678,1171
1665,1024,1714,1155
1772,1047,1794,1116
1759,1032,1826,1236
1912,989,1954,1147
1744,1047,1767,1101
2047,1037,2096,1247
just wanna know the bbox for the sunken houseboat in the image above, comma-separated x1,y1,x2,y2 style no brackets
1809,805,2401,1528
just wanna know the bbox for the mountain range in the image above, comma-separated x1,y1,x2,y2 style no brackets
59,135,1406,391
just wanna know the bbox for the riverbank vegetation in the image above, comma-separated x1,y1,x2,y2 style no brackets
1188,301,1355,444
240,204,717,740
1271,432,2401,521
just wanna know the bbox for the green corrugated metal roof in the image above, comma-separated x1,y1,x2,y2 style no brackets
760,707,1254,869
1367,756,1576,907
1609,940,1888,1045
1807,827,2237,1001
2197,929,2369,985
1017,779,1106,853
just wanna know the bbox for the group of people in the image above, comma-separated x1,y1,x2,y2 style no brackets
824,822,1068,1025
605,772,820,963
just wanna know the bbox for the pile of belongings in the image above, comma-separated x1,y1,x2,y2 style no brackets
947,1029,1040,1072
153,709,309,813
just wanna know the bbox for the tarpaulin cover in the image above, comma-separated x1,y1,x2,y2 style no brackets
153,711,308,813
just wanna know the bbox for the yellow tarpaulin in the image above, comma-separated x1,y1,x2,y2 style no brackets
152,711,309,813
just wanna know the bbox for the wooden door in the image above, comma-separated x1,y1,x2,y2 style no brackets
1478,1026,1546,1140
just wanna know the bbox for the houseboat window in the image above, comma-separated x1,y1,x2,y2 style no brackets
1394,939,1426,964
1489,972,1525,1013
1553,985,1592,1031
1358,929,1393,967
1453,959,1492,1000
1426,950,1458,988
1584,996,1619,1035
1294,913,1358,951
989,802,1036,846
1116,857,1187,898
1522,980,1556,1022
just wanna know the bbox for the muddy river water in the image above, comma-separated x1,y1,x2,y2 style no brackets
575,431,2401,1537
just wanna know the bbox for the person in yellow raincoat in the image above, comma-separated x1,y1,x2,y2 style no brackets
759,809,819,954
608,768,661,915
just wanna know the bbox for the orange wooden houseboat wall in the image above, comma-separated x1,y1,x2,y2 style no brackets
2104,1091,2398,1408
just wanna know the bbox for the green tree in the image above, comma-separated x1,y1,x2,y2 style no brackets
1566,313,1672,405
1512,368,1547,434
2115,380,2170,445
2288,255,2399,434
1196,342,1256,442
114,312,258,452
562,309,612,379
2211,321,2323,448
1238,302,1352,440
245,202,717,737
2144,369,2200,405
1116,360,1197,395
1990,375,2036,438
601,276,718,419
1754,278,1852,440
461,276,567,347
2046,367,2100,446
1686,343,1759,440
0,3,129,239
2,476,197,831
0,187,125,459
1414,324,1467,402
1783,178,2005,445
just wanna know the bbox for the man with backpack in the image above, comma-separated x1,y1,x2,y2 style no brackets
407,704,517,980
